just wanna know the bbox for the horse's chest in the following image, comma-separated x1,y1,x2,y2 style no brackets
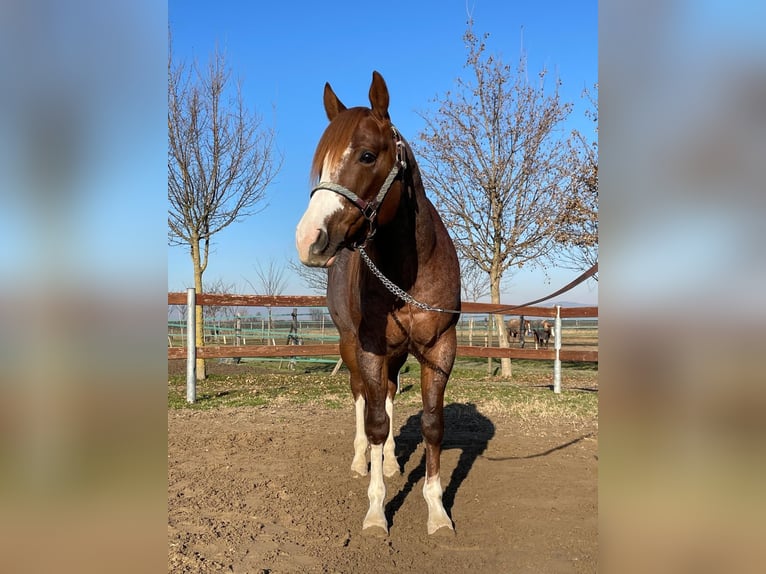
384,308,437,350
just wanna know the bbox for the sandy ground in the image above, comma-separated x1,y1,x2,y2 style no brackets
168,398,597,573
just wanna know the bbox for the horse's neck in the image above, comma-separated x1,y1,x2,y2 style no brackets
375,173,436,273
406,161,439,256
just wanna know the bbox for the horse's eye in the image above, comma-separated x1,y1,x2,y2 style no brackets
359,151,377,164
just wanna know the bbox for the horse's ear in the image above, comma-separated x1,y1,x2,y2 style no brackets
368,71,390,120
323,82,347,121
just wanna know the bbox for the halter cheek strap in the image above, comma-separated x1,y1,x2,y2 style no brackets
310,126,407,244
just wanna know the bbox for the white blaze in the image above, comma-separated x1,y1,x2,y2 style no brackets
295,145,353,263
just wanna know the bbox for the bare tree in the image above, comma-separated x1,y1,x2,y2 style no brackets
244,260,288,345
415,24,575,378
287,258,327,294
460,257,490,302
168,40,280,379
248,259,288,296
203,278,237,343
168,304,187,347
555,85,598,279
460,258,489,349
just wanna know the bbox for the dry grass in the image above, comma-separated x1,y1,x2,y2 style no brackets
168,357,597,425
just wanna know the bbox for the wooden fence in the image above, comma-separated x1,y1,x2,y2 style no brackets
167,292,598,363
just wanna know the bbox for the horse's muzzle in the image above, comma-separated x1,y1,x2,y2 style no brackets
310,228,330,257
296,226,337,267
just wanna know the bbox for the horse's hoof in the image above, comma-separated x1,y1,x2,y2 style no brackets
383,462,400,477
427,519,454,536
350,461,368,477
362,518,388,537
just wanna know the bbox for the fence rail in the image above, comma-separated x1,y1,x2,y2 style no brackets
169,290,597,402
167,292,598,318
168,292,598,364
168,344,597,362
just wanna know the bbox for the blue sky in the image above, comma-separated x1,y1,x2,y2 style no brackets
168,0,598,304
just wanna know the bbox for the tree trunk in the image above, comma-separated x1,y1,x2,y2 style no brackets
191,238,206,380
490,267,512,378
486,316,493,375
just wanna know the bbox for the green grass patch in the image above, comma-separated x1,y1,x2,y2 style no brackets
169,357,597,422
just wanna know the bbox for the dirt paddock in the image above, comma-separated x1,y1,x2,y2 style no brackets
168,393,597,573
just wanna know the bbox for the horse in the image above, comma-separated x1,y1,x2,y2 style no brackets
507,317,531,340
531,319,553,349
295,71,461,535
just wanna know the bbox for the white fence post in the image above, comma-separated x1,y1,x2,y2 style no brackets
553,305,562,394
186,288,196,403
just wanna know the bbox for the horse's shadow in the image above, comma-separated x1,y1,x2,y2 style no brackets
385,402,495,527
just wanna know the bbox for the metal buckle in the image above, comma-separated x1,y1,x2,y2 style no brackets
391,125,407,170
395,140,406,170
362,203,377,221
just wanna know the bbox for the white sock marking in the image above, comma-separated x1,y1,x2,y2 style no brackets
351,395,368,475
363,444,387,531
383,396,397,476
423,473,453,534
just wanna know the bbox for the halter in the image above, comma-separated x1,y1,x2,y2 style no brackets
310,125,407,245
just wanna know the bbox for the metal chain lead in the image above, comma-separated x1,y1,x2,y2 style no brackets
358,247,461,314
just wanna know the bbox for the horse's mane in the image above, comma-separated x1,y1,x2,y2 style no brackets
310,107,370,184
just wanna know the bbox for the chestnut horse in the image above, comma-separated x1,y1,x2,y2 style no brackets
507,317,531,340
295,72,460,535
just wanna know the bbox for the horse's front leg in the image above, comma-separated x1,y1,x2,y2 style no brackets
383,354,406,477
419,330,457,535
352,391,368,476
360,353,391,534
382,393,397,477
350,376,397,478
342,344,369,477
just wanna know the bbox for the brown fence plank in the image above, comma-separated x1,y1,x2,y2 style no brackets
559,350,598,362
168,347,187,360
168,292,186,305
461,303,557,316
457,346,597,362
168,293,597,318
198,294,328,307
457,346,554,359
167,344,340,360
168,293,327,307
558,306,598,318
200,344,340,358
169,344,596,362
167,294,598,364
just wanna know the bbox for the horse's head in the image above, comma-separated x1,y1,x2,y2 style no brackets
296,71,406,267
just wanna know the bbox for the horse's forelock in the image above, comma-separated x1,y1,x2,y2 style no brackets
310,108,370,183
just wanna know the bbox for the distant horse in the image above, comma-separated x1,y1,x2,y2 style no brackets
532,320,553,349
295,72,461,535
507,317,531,340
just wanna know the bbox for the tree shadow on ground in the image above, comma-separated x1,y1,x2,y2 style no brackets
385,402,495,528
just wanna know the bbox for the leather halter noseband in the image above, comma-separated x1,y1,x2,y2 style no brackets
310,125,407,245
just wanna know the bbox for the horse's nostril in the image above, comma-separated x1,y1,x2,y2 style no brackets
310,228,329,256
